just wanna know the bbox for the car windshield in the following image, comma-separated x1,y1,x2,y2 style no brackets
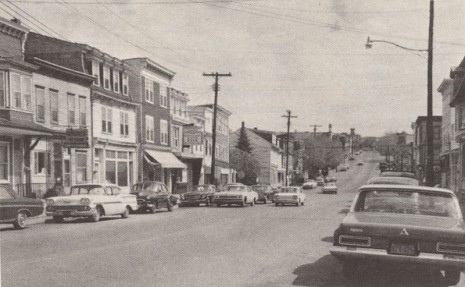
252,186,269,192
355,189,459,219
223,186,247,192
280,187,299,193
0,186,14,199
70,185,106,195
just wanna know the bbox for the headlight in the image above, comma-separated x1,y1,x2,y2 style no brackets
80,198,91,205
45,199,54,205
201,194,207,199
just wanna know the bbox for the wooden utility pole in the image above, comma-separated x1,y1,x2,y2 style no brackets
282,110,297,186
309,124,322,138
203,72,232,185
425,0,434,186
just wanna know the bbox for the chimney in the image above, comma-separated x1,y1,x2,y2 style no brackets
241,121,245,128
11,18,21,25
253,127,257,130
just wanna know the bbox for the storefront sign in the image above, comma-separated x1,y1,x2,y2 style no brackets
63,128,89,148
183,126,203,146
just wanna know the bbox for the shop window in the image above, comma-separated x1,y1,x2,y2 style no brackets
0,143,8,182
106,161,116,184
117,162,128,186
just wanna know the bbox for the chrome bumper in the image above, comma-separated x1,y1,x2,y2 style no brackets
330,246,465,269
214,198,243,204
46,209,95,217
274,199,298,204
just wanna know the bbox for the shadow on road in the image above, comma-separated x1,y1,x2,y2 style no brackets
320,236,333,243
292,255,449,287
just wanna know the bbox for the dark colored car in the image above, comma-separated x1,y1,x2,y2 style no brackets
179,185,216,207
0,184,44,229
251,185,273,203
331,185,465,285
316,177,325,186
131,181,177,213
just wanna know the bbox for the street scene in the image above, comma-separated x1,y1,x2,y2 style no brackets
1,1,465,287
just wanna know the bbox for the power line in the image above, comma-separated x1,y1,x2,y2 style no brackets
0,2,55,36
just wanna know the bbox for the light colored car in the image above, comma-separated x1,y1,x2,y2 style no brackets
322,182,337,194
367,176,419,186
274,186,305,206
302,180,318,190
213,183,258,207
45,183,137,223
330,185,465,285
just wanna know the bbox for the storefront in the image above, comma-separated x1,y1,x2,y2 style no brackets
143,149,186,193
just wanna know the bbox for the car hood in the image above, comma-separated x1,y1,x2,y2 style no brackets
216,191,248,196
340,212,465,241
48,195,100,204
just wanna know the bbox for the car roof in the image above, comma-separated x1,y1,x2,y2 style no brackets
359,184,455,195
134,181,165,185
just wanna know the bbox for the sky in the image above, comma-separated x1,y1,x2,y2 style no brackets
1,0,464,137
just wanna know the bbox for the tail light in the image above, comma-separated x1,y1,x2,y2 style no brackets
437,243,465,255
339,235,371,247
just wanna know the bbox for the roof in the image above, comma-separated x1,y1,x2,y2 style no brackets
192,104,232,116
359,184,455,195
415,116,442,124
31,57,95,83
124,57,175,79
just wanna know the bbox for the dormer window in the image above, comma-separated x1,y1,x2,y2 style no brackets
113,70,120,93
103,66,110,90
92,61,100,86
122,73,129,95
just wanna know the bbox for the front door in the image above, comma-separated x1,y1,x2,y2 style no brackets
64,159,71,194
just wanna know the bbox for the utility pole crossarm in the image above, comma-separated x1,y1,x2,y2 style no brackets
281,110,297,186
202,72,232,185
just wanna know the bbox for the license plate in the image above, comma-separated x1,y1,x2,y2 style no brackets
390,242,417,256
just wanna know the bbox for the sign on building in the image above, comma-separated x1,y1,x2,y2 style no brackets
183,126,203,146
63,128,89,148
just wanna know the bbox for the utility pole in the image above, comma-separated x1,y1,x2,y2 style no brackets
309,124,322,138
425,0,434,186
203,72,232,185
282,110,297,186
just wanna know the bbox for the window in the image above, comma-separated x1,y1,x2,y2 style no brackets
102,107,107,133
105,150,131,187
160,120,168,145
145,79,153,103
79,96,86,127
103,66,110,90
459,107,465,129
107,108,112,133
172,126,180,148
12,73,21,109
160,84,168,108
76,152,87,183
122,73,128,95
0,71,5,107
101,107,112,133
68,94,75,125
50,90,58,123
23,77,31,110
34,151,49,174
120,111,129,136
113,70,120,93
92,61,100,86
0,143,8,182
145,116,154,142
36,87,45,122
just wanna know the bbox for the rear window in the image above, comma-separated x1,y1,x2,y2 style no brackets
355,189,459,219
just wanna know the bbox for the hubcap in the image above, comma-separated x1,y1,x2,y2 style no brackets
18,213,26,227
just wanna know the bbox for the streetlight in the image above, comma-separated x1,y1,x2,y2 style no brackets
364,0,434,186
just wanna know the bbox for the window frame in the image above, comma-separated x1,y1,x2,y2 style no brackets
35,86,45,122
0,71,5,107
120,111,129,137
103,66,111,90
145,115,154,143
11,73,22,109
113,70,120,93
76,151,87,183
68,93,75,125
145,79,153,104
160,119,168,145
79,96,86,127
92,61,100,86
0,142,9,183
159,84,168,108
50,89,59,124
122,73,129,96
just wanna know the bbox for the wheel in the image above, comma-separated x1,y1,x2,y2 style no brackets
275,202,279,206
241,198,247,207
250,199,255,206
444,270,460,286
53,216,64,223
13,211,28,229
167,202,173,212
301,201,304,206
121,207,130,218
263,198,267,204
90,207,101,222
206,198,211,207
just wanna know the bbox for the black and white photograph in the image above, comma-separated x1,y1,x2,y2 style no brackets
0,0,464,286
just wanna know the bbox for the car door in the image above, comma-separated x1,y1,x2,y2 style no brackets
102,186,118,215
0,186,18,222
111,187,126,214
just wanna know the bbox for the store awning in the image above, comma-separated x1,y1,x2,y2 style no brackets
144,150,186,169
0,117,62,136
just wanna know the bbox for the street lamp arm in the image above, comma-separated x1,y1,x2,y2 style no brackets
365,36,428,52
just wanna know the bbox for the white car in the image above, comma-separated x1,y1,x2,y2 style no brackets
322,182,338,194
213,183,258,207
45,183,138,223
302,180,318,190
274,186,305,206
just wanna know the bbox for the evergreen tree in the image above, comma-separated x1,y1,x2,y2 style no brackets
236,121,252,153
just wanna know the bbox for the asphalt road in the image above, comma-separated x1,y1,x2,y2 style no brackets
1,151,463,287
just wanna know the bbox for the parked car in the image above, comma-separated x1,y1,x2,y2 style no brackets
316,177,325,186
179,185,216,207
213,183,258,207
274,186,305,206
327,176,337,183
380,171,416,179
302,180,318,190
251,185,273,203
46,183,136,223
131,181,177,213
330,185,465,285
0,184,44,229
357,161,364,166
348,155,355,161
322,182,338,194
337,165,348,172
367,176,419,186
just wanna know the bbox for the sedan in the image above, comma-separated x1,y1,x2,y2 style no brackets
330,185,465,286
322,182,337,194
367,176,419,186
213,184,258,207
302,180,318,190
274,186,305,206
0,184,44,229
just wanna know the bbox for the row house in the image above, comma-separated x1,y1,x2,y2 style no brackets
230,125,285,187
412,115,442,185
124,58,186,193
438,78,459,192
25,33,138,193
188,104,235,186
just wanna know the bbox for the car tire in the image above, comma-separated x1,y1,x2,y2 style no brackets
241,198,247,207
444,270,460,286
121,207,130,218
148,206,156,213
167,202,173,212
296,199,299,207
206,198,211,207
263,198,267,204
90,207,101,222
250,199,255,206
53,216,64,223
301,201,304,206
13,211,28,229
